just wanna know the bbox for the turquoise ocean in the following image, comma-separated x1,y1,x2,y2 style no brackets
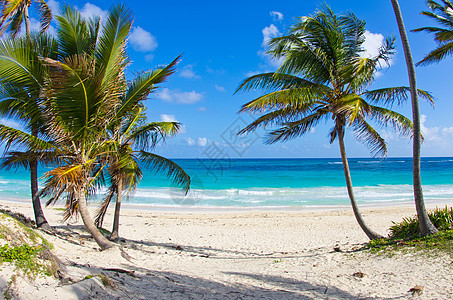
0,157,452,209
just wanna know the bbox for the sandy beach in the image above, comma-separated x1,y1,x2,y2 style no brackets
0,199,452,299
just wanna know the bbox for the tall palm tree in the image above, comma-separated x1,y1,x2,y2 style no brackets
390,0,438,236
412,0,453,66
0,33,57,231
236,6,434,240
0,4,133,250
94,107,190,241
0,0,54,231
0,0,52,37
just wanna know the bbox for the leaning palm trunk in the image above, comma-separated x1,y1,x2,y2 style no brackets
338,129,383,240
390,0,438,236
110,179,123,241
75,188,115,250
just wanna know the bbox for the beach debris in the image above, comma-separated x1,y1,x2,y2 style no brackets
408,285,424,296
352,272,365,278
174,245,183,251
333,244,342,252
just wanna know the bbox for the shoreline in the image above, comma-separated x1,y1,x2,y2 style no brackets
1,196,451,214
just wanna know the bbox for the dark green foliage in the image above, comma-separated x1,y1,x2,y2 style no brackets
390,206,453,239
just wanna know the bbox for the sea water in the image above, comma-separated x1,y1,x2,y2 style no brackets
0,157,452,208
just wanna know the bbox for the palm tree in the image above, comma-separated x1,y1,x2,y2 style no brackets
0,0,52,37
0,33,57,231
412,0,453,66
0,4,134,250
390,0,438,236
236,6,434,240
94,108,190,241
0,0,54,231
92,58,190,241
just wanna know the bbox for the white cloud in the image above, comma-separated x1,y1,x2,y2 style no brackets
46,0,60,14
186,137,195,146
258,24,284,68
78,3,108,21
197,106,207,112
197,137,208,147
160,114,177,122
129,26,158,52
270,11,284,22
361,30,394,68
262,24,280,47
420,115,453,143
157,88,203,104
215,85,225,92
179,64,200,79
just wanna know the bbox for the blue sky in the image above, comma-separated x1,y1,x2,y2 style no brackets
6,0,453,158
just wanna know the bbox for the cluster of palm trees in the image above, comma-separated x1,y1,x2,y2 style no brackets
237,1,452,239
0,3,190,250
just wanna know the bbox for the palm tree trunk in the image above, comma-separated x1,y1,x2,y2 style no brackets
30,160,52,231
110,180,122,241
24,5,31,38
390,0,438,236
338,129,383,240
75,188,116,250
30,128,51,231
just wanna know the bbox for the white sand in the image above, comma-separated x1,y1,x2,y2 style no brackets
1,199,452,299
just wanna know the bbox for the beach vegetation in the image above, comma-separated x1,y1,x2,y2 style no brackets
412,0,453,66
236,5,433,240
364,207,453,257
390,0,438,237
0,212,60,280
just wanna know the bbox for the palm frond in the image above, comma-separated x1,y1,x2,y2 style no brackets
265,110,329,144
139,151,190,194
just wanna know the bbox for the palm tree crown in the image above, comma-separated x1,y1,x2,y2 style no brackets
236,6,433,240
413,0,453,65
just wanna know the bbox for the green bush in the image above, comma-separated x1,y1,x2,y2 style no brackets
0,245,39,262
390,206,453,239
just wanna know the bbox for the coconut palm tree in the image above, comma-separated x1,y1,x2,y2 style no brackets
0,33,57,231
236,6,434,240
390,0,438,236
0,4,133,250
0,0,52,37
94,107,190,241
88,56,190,241
412,0,453,66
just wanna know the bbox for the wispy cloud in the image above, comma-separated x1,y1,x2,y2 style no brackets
157,88,203,104
78,3,108,21
179,64,200,79
270,11,284,22
129,26,158,52
215,85,225,92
